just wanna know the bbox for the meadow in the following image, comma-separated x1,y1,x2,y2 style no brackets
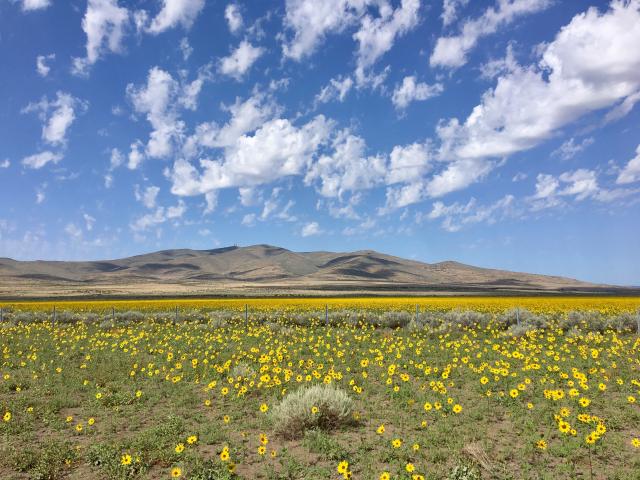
1,297,639,480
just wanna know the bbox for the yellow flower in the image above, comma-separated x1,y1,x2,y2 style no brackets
376,424,385,434
536,439,547,450
75,423,83,432
311,406,319,414
171,467,182,478
259,403,269,413
452,404,462,414
95,392,102,400
337,460,349,474
223,415,230,424
509,389,519,398
3,411,11,422
412,443,420,451
379,472,390,480
631,438,640,448
260,433,269,445
88,417,95,426
406,463,415,473
175,443,185,454
392,438,402,448
220,448,230,462
258,445,266,455
121,454,132,466
187,435,198,444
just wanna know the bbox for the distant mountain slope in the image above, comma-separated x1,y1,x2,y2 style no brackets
0,244,622,298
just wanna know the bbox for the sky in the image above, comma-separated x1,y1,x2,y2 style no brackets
1,0,640,285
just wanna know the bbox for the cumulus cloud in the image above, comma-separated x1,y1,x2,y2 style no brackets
616,144,640,185
225,3,243,33
146,0,205,34
219,40,264,80
130,200,187,231
171,115,333,195
305,130,386,198
282,0,419,80
22,92,86,147
441,0,469,27
430,0,550,69
301,221,322,237
282,0,369,61
36,54,55,77
0,159,10,169
17,0,50,11
551,137,594,161
72,0,130,76
127,66,209,159
21,151,63,169
315,76,354,104
391,76,443,110
529,168,638,210
353,0,420,83
424,1,640,199
135,185,160,209
425,194,515,232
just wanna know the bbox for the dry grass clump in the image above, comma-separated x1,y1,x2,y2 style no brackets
270,384,355,439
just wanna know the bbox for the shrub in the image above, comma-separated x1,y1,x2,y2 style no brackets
448,464,481,480
442,309,490,329
373,311,412,329
270,384,355,439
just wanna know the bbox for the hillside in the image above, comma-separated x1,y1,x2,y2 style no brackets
0,244,624,298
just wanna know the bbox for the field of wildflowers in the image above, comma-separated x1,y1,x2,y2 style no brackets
1,297,639,479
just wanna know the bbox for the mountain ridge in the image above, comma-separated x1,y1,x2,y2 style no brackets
0,244,633,298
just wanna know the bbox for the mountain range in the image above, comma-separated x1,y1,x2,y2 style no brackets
0,244,629,298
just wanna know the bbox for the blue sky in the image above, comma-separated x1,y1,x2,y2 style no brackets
1,0,640,285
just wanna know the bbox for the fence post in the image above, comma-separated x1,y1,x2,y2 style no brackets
325,304,329,326
516,307,520,327
416,304,419,322
0,307,3,323
175,306,178,324
245,304,248,328
52,305,56,326
112,307,115,322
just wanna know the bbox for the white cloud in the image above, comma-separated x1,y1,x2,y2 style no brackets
135,185,160,209
616,144,640,184
18,0,50,11
36,54,55,77
146,0,205,34
83,213,96,231
315,76,354,104
0,159,10,169
21,151,63,169
130,200,186,231
183,93,278,156
35,186,46,204
441,0,469,27
127,67,208,159
282,0,370,61
204,191,218,214
305,130,386,198
430,0,550,69
386,142,431,185
551,137,594,160
391,76,443,110
425,1,640,198
529,168,638,210
22,92,86,146
301,221,322,237
426,194,515,232
65,223,83,239
109,148,124,169
179,37,193,60
128,141,145,169
353,0,420,83
171,115,333,195
219,40,264,80
72,0,130,76
225,3,243,33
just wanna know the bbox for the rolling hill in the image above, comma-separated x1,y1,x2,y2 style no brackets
0,244,627,298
